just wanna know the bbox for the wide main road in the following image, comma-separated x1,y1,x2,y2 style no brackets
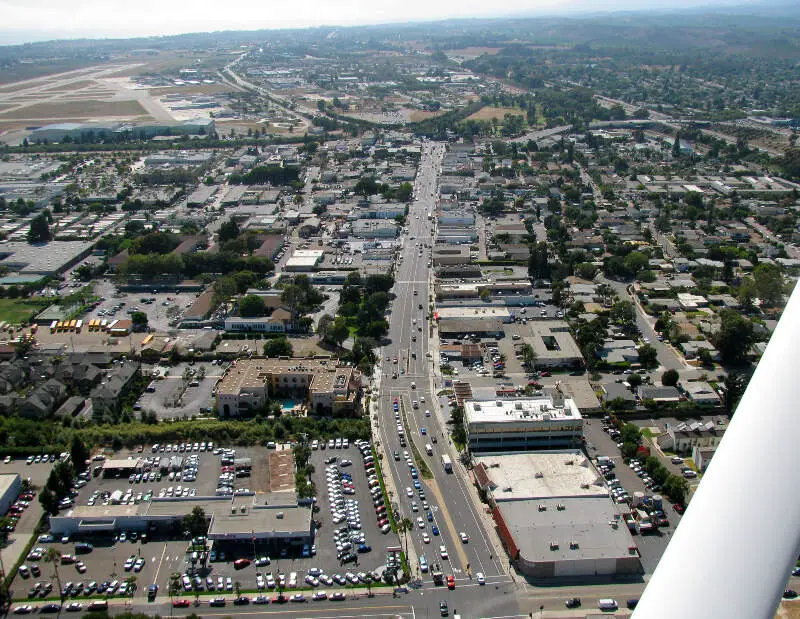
375,142,520,619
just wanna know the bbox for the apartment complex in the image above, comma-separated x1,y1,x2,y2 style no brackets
216,358,362,416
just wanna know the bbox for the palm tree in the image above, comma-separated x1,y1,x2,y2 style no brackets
43,548,63,616
168,573,181,615
234,581,241,598
399,518,413,557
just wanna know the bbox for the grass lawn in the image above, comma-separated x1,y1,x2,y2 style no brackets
0,299,48,324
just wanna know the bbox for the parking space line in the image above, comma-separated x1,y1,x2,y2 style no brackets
152,543,168,586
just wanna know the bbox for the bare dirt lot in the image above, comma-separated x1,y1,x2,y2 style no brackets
466,105,525,121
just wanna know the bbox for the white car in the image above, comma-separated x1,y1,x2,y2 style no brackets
417,517,425,528
422,533,431,544
476,572,486,585
439,545,448,560
459,532,469,543
406,487,413,497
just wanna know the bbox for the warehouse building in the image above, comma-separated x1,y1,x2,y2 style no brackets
0,474,21,515
473,451,642,579
463,394,583,453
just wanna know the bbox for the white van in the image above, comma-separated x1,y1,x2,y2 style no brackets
598,599,618,611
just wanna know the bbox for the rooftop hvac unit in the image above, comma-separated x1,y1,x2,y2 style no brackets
538,504,547,511
569,541,579,549
240,505,246,513
557,504,566,511
276,512,284,519
565,459,574,465
535,472,544,478
550,541,559,551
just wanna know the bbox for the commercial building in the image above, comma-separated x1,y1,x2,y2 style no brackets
284,249,324,271
0,240,94,276
216,357,362,416
472,451,642,579
49,496,313,549
520,320,584,368
463,395,583,453
0,474,21,515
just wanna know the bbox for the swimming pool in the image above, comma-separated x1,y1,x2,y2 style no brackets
281,400,297,411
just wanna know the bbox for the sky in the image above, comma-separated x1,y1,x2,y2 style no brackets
0,0,748,45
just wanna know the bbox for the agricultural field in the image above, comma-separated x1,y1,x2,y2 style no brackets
466,105,525,121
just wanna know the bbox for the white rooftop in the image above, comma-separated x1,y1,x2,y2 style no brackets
465,397,582,425
474,450,606,501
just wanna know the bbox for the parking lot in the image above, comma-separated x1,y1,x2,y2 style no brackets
10,440,400,604
85,284,199,332
1,457,55,577
308,440,396,580
137,361,223,418
583,419,683,574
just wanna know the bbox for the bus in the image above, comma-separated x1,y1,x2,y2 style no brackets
74,319,83,333
50,320,58,334
441,454,452,473
56,321,66,333
68,320,77,332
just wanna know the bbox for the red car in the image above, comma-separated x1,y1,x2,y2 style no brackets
272,595,288,604
172,600,191,608
446,575,455,590
672,503,686,515
540,371,552,377
377,518,389,527
233,558,251,570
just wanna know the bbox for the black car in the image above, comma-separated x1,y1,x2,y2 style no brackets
440,600,449,616
209,598,226,607
784,590,798,599
40,604,61,614
627,599,639,609
233,596,250,606
341,552,357,564
565,598,582,608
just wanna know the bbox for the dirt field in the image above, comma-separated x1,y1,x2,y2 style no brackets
446,47,502,58
466,105,525,121
267,449,296,493
407,109,443,122
0,99,147,120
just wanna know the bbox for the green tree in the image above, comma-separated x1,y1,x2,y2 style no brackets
27,214,51,243
663,475,690,504
39,488,59,515
328,317,349,347
263,337,293,358
713,310,755,364
637,344,659,369
627,373,643,388
70,437,90,473
130,311,148,332
181,506,208,538
661,369,679,387
239,295,266,317
218,218,240,244
752,263,785,307
520,343,536,369
621,423,642,446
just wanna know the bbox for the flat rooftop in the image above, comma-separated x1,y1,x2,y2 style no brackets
500,496,636,563
437,306,511,320
465,397,582,425
474,451,605,501
0,473,20,497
